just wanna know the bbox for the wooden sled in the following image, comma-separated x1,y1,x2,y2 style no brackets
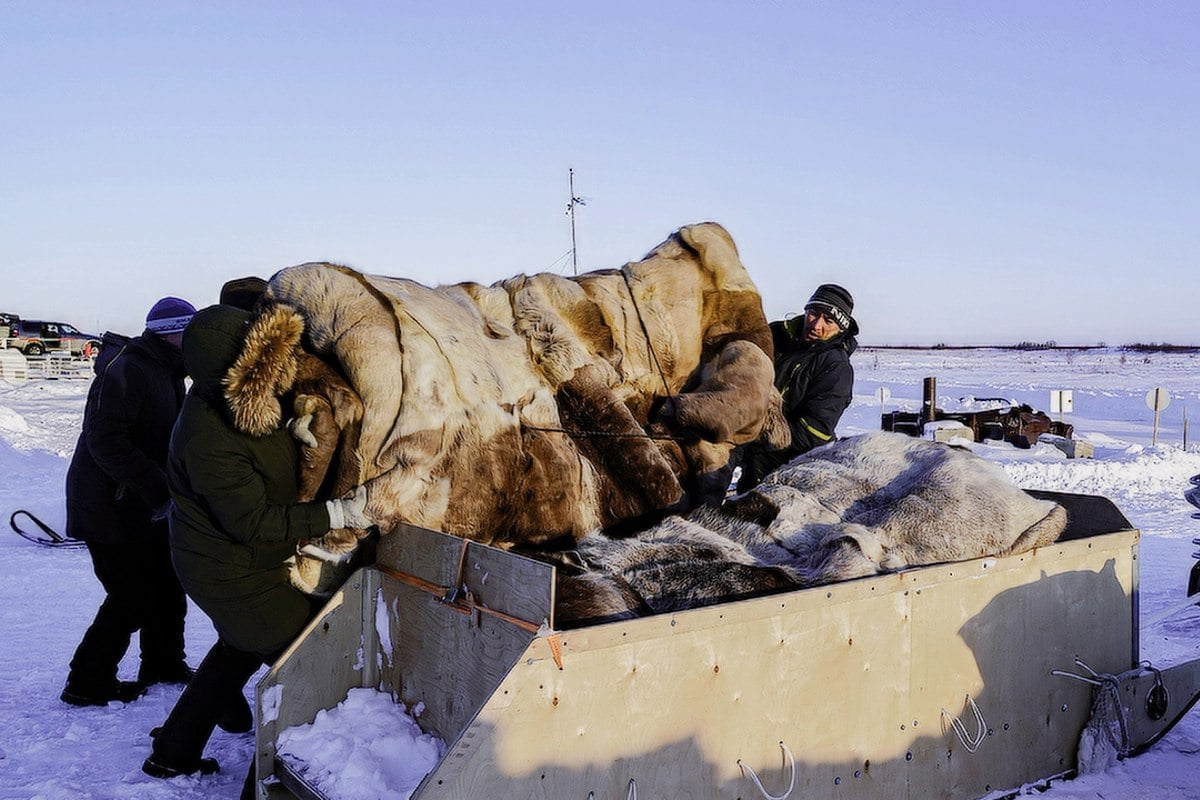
250,491,1195,800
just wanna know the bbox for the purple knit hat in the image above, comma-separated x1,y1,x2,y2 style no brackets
146,296,197,335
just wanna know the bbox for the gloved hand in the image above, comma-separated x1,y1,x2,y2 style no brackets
325,484,372,531
300,527,369,563
288,413,318,448
150,501,172,523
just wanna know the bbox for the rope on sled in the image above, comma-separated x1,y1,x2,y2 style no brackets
585,779,638,800
941,693,988,753
737,740,796,800
1051,657,1133,772
523,424,684,442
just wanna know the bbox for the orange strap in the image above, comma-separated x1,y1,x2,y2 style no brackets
376,565,543,635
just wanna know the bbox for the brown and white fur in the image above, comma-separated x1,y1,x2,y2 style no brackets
225,223,789,567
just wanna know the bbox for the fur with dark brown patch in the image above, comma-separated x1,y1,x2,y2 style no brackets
226,223,786,572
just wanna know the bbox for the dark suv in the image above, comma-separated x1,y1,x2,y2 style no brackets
4,317,101,358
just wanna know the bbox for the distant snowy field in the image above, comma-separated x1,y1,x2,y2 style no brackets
2,347,1200,800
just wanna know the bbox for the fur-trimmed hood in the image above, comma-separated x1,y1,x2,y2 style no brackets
224,304,305,437
182,303,305,437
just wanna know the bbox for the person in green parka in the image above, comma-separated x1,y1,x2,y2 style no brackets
143,303,373,785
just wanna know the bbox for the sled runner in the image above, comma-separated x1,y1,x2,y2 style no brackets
9,510,84,549
248,490,1200,800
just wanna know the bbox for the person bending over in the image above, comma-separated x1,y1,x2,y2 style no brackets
142,303,373,792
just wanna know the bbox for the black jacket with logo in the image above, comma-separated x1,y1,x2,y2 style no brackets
736,317,857,490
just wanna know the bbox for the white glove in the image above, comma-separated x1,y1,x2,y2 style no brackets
325,484,372,530
288,413,318,448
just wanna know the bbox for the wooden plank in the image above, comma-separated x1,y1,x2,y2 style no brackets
371,524,555,747
417,577,916,798
378,569,542,747
376,522,556,628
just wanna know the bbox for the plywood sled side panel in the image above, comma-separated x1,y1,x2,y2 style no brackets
376,523,556,628
412,530,1139,800
905,530,1138,800
415,579,920,799
377,571,539,746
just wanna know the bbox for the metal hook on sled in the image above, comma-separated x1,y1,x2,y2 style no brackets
585,779,637,800
941,694,988,753
737,740,797,800
1139,660,1169,721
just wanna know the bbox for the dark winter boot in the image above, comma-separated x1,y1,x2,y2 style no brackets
138,662,195,687
60,680,145,707
217,692,254,734
145,639,261,774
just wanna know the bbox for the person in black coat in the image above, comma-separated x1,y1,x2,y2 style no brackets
142,303,374,788
736,284,859,492
61,297,197,706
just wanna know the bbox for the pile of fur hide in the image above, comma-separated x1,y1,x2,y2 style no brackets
225,223,1065,614
226,223,789,587
548,432,1067,627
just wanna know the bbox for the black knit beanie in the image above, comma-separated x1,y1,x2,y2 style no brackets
219,276,269,312
804,284,854,331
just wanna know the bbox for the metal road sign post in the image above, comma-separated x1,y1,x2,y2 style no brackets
1146,387,1171,446
875,386,892,417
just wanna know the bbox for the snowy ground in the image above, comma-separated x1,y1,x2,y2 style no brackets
2,346,1200,799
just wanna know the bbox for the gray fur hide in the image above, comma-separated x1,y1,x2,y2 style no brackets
550,432,1067,627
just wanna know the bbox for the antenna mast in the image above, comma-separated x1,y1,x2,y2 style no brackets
566,168,585,275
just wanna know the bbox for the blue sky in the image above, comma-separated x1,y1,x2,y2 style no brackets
3,1,1197,345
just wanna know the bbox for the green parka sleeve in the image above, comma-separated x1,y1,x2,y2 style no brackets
178,426,331,548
